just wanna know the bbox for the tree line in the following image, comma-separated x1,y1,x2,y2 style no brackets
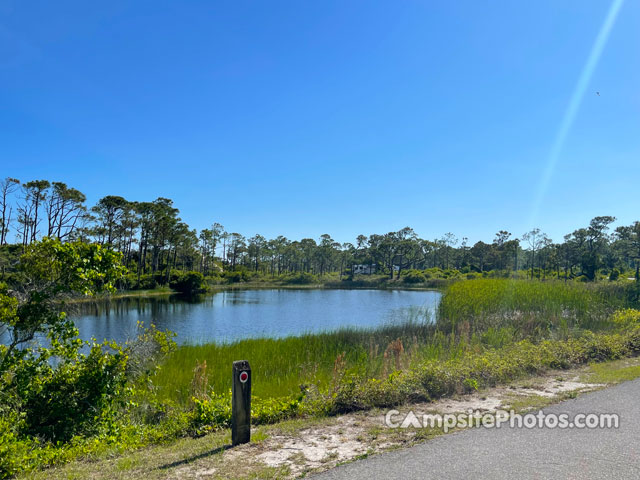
2,177,640,282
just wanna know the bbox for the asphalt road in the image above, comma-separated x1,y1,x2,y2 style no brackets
313,379,640,480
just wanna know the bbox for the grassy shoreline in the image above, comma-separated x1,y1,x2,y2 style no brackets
68,287,174,303
69,281,443,306
153,279,632,405
7,278,640,478
92,274,452,301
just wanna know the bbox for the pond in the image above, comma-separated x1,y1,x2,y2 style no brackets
72,288,442,345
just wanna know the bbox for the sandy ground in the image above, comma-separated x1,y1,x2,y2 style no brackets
168,364,611,479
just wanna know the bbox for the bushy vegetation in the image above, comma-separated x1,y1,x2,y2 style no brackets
401,269,427,284
3,244,640,479
327,328,640,412
282,272,318,285
0,323,178,478
169,271,207,295
221,267,254,283
0,239,131,477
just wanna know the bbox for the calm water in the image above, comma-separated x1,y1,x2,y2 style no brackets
72,289,441,345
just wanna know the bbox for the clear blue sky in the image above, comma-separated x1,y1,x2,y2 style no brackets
1,1,638,244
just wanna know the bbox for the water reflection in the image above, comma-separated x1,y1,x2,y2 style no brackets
71,289,441,345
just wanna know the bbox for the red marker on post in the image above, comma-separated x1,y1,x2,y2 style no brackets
232,360,251,445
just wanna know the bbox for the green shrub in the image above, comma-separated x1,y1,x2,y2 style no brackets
189,393,232,436
325,328,640,413
223,271,243,283
20,341,129,443
170,271,207,295
402,270,427,284
222,268,256,283
205,274,223,286
0,412,38,478
609,309,640,329
284,272,317,285
152,272,169,286
188,391,304,435
424,267,444,279
136,274,158,290
252,395,303,424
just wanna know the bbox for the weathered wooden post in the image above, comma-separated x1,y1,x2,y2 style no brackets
232,360,251,445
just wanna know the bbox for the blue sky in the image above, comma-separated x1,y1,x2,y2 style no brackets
1,0,638,244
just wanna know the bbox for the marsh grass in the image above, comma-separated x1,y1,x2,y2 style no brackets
152,314,437,404
436,279,625,335
152,279,633,407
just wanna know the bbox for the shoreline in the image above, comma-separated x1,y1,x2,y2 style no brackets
76,281,445,303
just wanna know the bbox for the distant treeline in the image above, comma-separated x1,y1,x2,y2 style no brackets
1,177,640,283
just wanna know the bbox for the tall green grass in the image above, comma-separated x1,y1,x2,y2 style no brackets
152,315,438,404
437,278,624,335
153,279,632,406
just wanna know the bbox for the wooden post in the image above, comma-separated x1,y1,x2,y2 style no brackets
232,360,251,445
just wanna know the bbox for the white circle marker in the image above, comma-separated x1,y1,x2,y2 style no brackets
239,371,249,383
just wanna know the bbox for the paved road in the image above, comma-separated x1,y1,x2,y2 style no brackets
313,379,640,480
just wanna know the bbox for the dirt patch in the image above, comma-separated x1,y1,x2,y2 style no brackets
182,365,622,479
516,378,603,398
429,395,504,414
257,417,370,477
